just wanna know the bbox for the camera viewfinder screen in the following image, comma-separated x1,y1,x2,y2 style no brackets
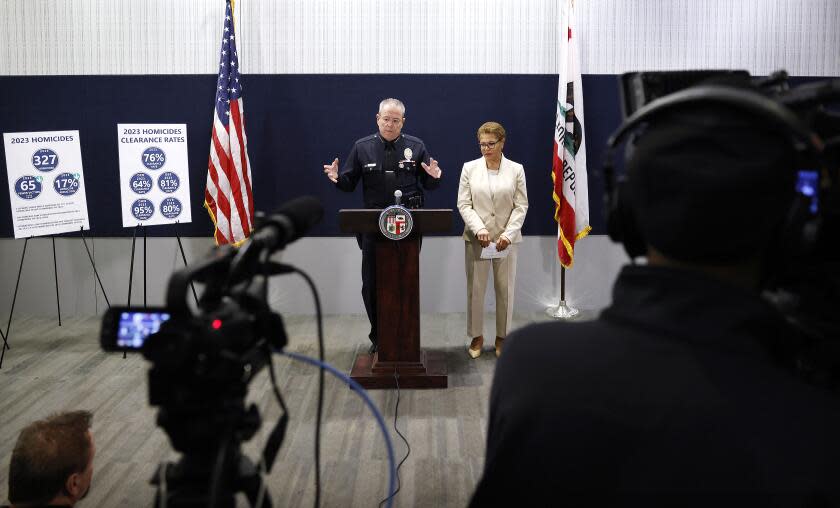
796,170,819,214
117,312,170,349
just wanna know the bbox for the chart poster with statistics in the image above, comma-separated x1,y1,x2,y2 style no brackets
3,130,91,238
117,124,192,227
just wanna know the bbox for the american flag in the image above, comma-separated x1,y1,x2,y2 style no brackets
205,0,254,245
551,0,590,268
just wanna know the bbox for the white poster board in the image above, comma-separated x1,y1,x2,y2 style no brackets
3,130,91,238
117,124,192,227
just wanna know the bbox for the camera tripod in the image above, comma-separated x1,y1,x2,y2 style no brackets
151,436,272,508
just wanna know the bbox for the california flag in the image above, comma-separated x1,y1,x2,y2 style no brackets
552,0,590,268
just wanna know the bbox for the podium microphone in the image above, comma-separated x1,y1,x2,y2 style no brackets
394,189,402,206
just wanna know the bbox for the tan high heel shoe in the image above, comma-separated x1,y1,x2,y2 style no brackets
468,335,484,359
495,336,504,357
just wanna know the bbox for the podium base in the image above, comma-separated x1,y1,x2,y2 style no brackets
350,349,448,389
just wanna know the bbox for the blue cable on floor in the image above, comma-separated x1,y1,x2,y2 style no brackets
280,350,397,508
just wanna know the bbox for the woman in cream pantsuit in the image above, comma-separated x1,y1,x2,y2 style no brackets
457,122,528,358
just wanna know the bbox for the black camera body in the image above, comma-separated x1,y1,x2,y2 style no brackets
103,244,291,424
100,196,324,507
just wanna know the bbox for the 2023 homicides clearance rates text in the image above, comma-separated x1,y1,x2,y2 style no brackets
117,123,192,228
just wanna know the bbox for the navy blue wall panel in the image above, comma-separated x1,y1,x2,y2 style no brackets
0,74,625,237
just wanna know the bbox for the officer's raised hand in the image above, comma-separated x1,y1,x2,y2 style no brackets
323,157,339,183
421,158,443,179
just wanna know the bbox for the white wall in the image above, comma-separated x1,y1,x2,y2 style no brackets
2,0,837,76
0,236,628,318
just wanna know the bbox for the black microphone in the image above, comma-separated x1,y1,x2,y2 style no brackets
252,195,324,252
226,196,324,284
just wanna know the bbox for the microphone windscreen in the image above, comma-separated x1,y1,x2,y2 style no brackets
275,195,324,240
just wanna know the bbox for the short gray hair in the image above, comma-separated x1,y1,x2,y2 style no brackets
378,98,405,116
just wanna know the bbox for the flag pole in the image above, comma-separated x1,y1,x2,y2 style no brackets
547,266,579,319
547,0,583,321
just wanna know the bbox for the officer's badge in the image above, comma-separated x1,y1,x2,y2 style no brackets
404,148,413,160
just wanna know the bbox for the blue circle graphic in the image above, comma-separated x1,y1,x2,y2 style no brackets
130,172,153,194
131,198,155,221
160,197,183,219
53,172,80,196
141,146,166,170
15,175,42,200
157,171,180,193
32,148,59,172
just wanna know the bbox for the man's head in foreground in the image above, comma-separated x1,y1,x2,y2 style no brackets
8,410,95,508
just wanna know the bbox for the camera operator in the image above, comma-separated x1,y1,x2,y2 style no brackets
5,411,95,508
470,94,840,506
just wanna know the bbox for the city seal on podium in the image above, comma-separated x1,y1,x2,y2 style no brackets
379,205,414,240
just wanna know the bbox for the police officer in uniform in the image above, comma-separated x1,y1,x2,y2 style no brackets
323,98,443,353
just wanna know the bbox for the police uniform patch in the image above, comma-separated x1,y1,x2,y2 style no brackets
404,148,413,160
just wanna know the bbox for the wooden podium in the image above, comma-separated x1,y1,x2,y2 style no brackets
339,208,452,389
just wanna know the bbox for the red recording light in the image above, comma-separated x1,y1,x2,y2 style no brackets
211,319,223,330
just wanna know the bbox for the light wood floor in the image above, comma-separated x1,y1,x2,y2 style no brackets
0,310,593,507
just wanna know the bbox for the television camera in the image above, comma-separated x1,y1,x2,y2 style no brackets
100,196,324,507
